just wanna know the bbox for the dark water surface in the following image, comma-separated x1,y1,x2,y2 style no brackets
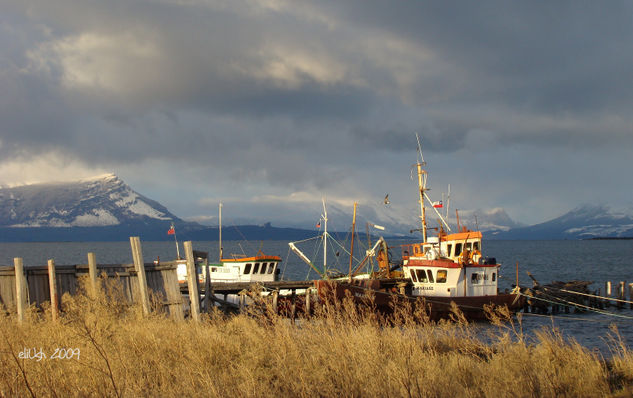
2,238,632,353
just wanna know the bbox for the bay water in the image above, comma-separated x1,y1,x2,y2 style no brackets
2,238,632,354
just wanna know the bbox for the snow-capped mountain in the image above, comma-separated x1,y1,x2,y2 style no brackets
0,174,180,228
491,204,633,239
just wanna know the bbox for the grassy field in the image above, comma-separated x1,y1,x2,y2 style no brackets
2,281,633,397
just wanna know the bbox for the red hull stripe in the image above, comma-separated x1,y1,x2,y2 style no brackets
406,259,499,268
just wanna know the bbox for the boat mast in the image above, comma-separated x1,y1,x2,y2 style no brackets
348,202,357,283
171,222,181,259
415,134,428,242
218,202,223,262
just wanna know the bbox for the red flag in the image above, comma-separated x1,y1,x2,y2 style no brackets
432,201,443,208
167,226,175,235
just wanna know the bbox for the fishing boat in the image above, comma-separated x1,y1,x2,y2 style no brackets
175,203,281,285
313,136,523,320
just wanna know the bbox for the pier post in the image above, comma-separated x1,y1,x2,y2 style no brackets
272,290,278,315
203,257,211,313
617,281,625,309
605,281,612,307
305,288,311,317
290,291,296,324
183,241,201,321
629,283,633,310
14,258,27,323
47,259,59,322
239,293,245,313
87,252,100,298
130,237,151,316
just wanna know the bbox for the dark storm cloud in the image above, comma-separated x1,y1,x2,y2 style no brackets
1,0,632,225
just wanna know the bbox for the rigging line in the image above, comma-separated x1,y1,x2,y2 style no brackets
517,292,633,320
231,224,249,246
548,287,633,306
280,246,292,280
291,235,322,245
325,232,364,264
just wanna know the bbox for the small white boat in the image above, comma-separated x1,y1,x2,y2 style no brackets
176,253,281,285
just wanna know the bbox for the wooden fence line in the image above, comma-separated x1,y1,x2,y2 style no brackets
0,238,185,321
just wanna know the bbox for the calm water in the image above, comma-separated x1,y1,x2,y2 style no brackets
2,238,632,353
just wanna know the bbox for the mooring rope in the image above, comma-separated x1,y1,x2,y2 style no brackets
518,311,620,323
544,286,633,306
518,291,633,320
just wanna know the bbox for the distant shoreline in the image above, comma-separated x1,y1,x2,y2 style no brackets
588,237,633,240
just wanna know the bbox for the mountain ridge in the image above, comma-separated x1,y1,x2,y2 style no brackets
0,175,631,241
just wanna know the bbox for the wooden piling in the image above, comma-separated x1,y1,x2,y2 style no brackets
290,291,296,324
87,252,99,298
183,241,200,321
203,257,211,312
305,288,311,317
617,281,625,309
130,237,151,316
605,281,612,307
14,258,27,323
239,294,246,313
47,259,59,322
272,290,278,314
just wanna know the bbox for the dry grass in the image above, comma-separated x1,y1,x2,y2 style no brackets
1,280,632,397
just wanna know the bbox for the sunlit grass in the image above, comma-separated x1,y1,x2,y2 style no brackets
1,279,632,397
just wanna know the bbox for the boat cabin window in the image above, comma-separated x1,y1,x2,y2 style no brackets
446,244,452,257
414,245,421,255
455,243,463,256
267,264,275,274
471,273,483,284
436,270,447,283
244,263,252,274
260,263,267,274
427,270,434,283
409,269,418,282
253,263,260,274
416,269,428,283
473,241,480,251
492,272,496,282
466,243,472,251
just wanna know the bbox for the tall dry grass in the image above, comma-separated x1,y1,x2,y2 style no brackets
1,279,632,397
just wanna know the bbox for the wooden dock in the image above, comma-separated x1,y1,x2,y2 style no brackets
0,237,321,322
181,280,315,295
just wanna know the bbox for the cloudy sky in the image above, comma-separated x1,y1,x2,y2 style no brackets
1,0,632,231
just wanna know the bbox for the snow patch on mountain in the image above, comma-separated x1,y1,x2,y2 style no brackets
73,209,119,227
0,174,180,228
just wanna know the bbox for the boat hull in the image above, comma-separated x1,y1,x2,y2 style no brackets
315,279,524,321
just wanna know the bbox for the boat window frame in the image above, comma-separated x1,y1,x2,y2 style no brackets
436,269,447,283
492,272,496,282
260,263,267,274
447,244,453,257
427,269,434,283
267,263,275,274
455,243,463,256
253,263,260,274
409,268,418,282
244,263,252,274
473,241,480,251
416,269,428,283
